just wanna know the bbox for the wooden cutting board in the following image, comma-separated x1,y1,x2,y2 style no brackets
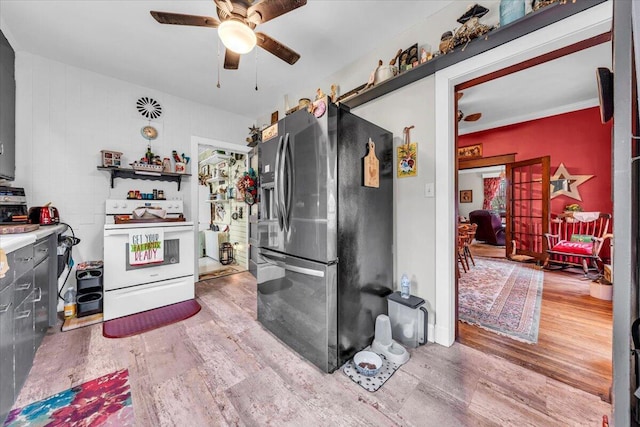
0,223,40,234
364,138,379,188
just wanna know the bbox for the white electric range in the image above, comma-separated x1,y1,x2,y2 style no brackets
103,199,194,321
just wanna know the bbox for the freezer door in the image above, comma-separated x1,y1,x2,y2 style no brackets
258,108,337,263
257,248,337,373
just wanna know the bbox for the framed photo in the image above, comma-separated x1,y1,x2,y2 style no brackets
458,143,483,160
460,190,473,203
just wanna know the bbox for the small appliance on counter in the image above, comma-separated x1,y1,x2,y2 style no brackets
387,291,428,348
0,186,28,223
28,203,60,225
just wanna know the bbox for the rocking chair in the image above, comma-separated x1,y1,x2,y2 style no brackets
543,212,612,277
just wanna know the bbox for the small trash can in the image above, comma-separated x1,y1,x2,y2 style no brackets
387,291,428,348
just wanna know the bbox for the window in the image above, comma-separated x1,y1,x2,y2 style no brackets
490,177,507,212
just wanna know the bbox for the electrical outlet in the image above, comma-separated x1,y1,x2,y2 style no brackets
425,182,434,198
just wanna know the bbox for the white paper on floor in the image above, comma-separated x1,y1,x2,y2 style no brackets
342,352,401,392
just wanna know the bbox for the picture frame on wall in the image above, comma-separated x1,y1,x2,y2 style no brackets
457,143,483,160
460,190,473,203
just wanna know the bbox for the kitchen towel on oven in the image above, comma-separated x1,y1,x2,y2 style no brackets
129,228,164,266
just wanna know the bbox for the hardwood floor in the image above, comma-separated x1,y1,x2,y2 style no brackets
459,245,613,402
14,272,611,426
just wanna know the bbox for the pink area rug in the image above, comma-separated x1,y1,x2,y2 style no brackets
458,257,544,344
4,370,133,427
103,299,201,338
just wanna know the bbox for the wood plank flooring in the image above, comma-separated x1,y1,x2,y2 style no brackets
459,244,613,402
15,272,611,426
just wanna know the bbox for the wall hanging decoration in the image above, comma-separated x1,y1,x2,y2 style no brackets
236,168,258,205
457,143,483,159
460,190,473,203
136,97,163,120
550,163,594,201
364,138,379,188
397,126,417,178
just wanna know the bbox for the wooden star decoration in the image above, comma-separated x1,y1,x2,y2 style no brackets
248,125,260,136
550,162,594,201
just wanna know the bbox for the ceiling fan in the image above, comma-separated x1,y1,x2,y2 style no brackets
456,92,482,122
150,0,306,70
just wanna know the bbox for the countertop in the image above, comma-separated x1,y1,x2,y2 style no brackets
0,224,68,254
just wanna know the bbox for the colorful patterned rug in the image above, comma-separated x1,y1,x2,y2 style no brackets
4,369,133,427
458,257,544,344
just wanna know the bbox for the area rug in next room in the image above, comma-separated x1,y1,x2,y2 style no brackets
458,257,544,344
4,369,133,427
103,299,201,338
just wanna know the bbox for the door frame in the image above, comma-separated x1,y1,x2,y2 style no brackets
433,2,612,347
190,136,251,280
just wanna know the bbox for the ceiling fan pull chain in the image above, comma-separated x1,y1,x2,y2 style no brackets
217,37,221,89
255,48,259,91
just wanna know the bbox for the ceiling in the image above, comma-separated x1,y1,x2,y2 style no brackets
457,41,612,134
0,0,454,119
0,1,611,129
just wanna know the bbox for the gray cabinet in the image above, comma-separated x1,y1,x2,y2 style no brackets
0,283,14,422
33,234,55,347
11,246,35,397
0,29,15,181
0,233,57,423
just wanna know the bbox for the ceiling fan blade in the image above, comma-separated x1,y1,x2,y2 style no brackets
255,32,300,65
247,0,307,24
213,0,234,15
224,49,241,70
150,11,220,28
464,113,482,122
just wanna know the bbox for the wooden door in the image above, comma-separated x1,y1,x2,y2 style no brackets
506,156,550,261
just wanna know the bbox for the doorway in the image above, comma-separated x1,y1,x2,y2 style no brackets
453,37,613,400
196,142,251,280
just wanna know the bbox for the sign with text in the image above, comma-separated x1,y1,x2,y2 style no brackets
129,228,164,266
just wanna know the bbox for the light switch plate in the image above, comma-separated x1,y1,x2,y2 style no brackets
425,182,434,198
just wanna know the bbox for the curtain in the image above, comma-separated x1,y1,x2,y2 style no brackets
483,177,501,210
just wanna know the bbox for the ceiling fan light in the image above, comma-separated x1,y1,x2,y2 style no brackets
218,20,256,54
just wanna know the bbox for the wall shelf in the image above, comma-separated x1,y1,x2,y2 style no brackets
341,0,607,110
97,166,191,190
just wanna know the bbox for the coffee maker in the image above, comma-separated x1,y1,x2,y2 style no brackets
0,186,28,223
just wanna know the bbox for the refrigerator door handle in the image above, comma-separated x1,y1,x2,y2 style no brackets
274,135,284,230
259,249,326,278
283,132,293,232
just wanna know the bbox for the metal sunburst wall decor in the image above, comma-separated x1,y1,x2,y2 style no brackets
136,97,163,120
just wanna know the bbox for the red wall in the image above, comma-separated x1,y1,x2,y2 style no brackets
459,107,612,216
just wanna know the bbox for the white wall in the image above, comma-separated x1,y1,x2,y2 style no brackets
353,78,436,333
14,53,252,289
457,172,484,218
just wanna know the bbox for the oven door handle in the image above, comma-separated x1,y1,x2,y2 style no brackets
104,225,194,236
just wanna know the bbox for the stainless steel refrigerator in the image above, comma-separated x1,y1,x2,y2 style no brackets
257,103,393,373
